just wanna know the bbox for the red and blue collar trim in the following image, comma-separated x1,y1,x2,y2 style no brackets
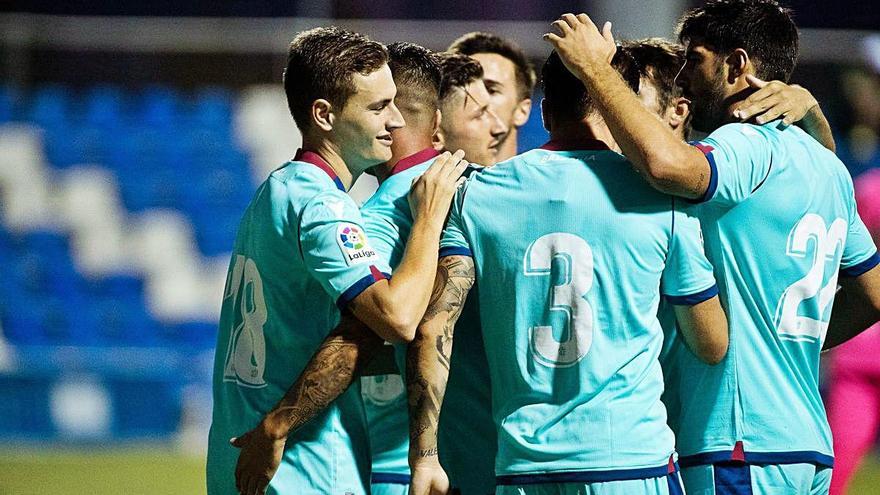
390,148,441,176
294,149,346,192
540,139,611,151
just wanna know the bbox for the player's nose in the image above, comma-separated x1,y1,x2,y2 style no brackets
387,101,406,131
488,108,508,139
674,62,689,90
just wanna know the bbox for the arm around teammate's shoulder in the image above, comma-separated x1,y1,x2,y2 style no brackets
674,295,729,365
347,150,469,343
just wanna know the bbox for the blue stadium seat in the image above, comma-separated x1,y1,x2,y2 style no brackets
139,86,181,128
107,377,181,437
159,321,217,349
84,85,125,128
192,87,233,133
2,301,46,345
0,85,18,124
89,298,158,347
181,167,253,214
26,84,71,131
118,166,184,212
6,295,95,346
191,207,242,256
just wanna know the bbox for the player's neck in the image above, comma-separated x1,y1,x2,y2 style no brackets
300,137,355,190
549,118,617,152
377,135,434,184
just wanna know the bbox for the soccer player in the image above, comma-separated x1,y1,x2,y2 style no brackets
358,42,444,495
620,36,836,438
546,3,880,493
407,48,728,495
434,53,509,167
206,27,467,495
449,32,536,161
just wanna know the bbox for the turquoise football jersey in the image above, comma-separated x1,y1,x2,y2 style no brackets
359,148,438,482
360,149,497,494
206,150,392,495
439,141,718,481
668,123,880,468
656,300,684,437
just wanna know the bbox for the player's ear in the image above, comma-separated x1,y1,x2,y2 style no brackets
726,48,750,84
668,96,690,128
512,98,532,127
432,109,442,137
432,125,445,151
540,98,551,133
311,99,334,132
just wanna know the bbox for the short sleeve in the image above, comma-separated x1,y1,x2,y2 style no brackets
661,206,719,305
299,190,392,308
691,123,773,207
840,195,880,277
439,182,473,258
362,206,407,271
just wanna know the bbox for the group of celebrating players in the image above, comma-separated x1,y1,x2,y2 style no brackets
205,0,880,494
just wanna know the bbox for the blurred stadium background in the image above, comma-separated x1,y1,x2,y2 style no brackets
0,1,878,493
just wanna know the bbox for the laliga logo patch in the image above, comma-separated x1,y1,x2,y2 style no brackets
337,223,376,265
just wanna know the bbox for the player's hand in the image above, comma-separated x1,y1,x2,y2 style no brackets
230,419,287,495
732,74,819,127
543,13,616,80
408,149,468,227
410,460,452,495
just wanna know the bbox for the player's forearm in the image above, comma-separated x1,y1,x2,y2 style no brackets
406,318,452,463
260,314,384,440
379,215,445,332
406,255,475,466
574,60,707,199
796,104,836,153
824,287,880,350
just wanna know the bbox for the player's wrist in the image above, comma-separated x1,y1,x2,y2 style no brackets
260,411,292,442
412,211,447,236
408,447,441,468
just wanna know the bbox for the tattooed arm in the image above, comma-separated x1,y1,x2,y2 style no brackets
231,312,384,495
407,255,476,494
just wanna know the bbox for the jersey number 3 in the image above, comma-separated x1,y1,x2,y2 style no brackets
524,233,594,367
775,214,846,343
223,255,268,388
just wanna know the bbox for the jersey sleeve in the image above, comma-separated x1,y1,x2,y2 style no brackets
439,182,473,258
299,189,393,309
661,205,719,305
362,206,407,271
840,190,880,277
691,123,773,207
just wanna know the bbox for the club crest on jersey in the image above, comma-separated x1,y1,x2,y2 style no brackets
337,224,376,265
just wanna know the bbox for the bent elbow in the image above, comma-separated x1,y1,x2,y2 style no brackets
643,159,683,196
382,313,418,344
699,340,728,365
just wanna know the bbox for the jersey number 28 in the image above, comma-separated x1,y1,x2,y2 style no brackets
223,255,268,388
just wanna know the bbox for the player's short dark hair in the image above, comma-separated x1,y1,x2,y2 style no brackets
387,42,442,110
437,52,484,103
677,0,798,82
620,38,686,111
541,48,640,123
283,26,388,131
448,32,537,100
